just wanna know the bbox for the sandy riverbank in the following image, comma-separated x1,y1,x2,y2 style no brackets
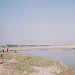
1,44,75,51
0,51,75,75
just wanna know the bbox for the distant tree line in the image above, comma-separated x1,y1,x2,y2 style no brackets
7,44,18,47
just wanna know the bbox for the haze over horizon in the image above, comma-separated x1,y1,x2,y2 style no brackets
0,0,75,45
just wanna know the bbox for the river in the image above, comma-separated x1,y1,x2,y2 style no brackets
18,49,75,68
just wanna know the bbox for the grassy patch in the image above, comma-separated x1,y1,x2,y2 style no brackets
4,52,55,71
0,51,72,75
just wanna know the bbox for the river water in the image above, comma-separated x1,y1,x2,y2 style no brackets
18,49,75,68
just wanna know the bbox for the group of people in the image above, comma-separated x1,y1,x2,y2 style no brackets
0,48,8,59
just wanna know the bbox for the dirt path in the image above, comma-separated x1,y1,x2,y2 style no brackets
71,69,75,75
0,64,4,75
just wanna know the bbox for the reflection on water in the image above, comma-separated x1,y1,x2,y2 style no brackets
18,49,75,67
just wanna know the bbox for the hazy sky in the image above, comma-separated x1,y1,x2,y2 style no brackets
0,0,75,45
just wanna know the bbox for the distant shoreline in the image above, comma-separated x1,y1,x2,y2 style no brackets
0,44,75,51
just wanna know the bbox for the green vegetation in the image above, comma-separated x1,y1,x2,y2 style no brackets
2,52,54,70
0,51,72,75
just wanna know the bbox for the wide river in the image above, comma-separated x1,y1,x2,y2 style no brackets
18,49,75,68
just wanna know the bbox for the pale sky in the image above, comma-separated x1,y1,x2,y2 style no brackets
0,0,75,45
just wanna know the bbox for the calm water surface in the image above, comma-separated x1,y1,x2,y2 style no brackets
18,49,75,67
